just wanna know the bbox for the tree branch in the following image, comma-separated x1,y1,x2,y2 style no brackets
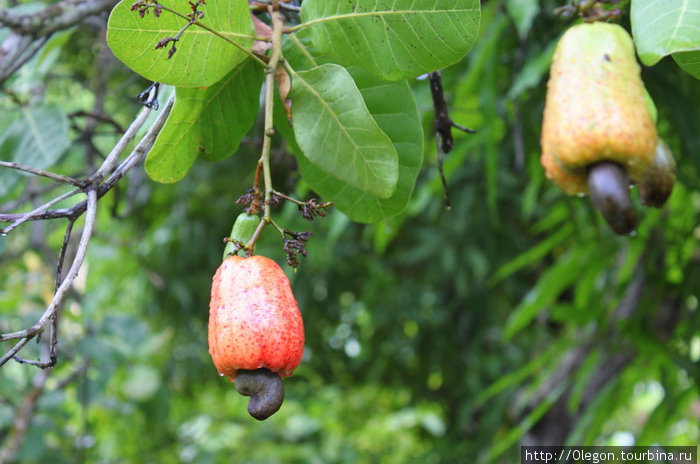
0,94,173,368
0,0,118,36
0,161,85,186
0,0,117,84
0,99,171,226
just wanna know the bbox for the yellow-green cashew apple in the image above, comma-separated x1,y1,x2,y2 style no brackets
540,22,658,234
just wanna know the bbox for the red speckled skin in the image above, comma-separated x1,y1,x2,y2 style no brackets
208,255,304,381
540,23,657,195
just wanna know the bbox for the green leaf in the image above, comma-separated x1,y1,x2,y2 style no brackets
503,246,593,340
506,39,556,100
473,340,561,407
488,222,573,286
299,0,481,81
145,60,262,183
106,0,253,87
290,63,399,199
485,384,566,462
567,349,601,412
505,0,539,39
631,0,700,66
673,50,700,79
0,104,68,196
295,68,423,223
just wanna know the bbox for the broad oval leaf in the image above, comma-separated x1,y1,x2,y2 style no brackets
300,0,481,81
296,69,423,223
0,104,68,196
107,0,253,87
631,0,700,66
290,63,399,199
145,60,263,183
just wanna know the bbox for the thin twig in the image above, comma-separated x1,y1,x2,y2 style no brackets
89,105,151,183
0,188,97,345
0,161,84,186
0,0,117,35
0,95,173,225
0,338,31,367
11,219,78,368
0,0,117,83
55,219,77,288
0,188,81,234
68,110,125,133
0,104,154,231
135,2,268,68
244,2,283,252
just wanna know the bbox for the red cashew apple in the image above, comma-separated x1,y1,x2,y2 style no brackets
208,255,304,419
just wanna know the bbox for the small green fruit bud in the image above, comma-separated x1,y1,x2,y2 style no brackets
223,213,260,259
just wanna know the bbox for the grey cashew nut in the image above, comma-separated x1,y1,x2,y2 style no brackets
587,162,637,235
234,368,285,420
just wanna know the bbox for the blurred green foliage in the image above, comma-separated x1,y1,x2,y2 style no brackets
1,0,699,463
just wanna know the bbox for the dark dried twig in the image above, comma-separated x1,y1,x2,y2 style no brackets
271,190,332,221
68,110,125,133
429,71,476,209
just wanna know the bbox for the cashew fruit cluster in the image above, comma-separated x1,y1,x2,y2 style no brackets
208,254,305,420
541,22,675,234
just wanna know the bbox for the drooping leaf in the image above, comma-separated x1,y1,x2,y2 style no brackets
299,0,481,81
673,50,700,79
485,384,566,462
0,104,68,196
503,246,595,340
488,222,573,286
145,60,262,183
631,0,700,66
106,0,253,87
295,68,423,223
473,340,563,407
290,63,399,199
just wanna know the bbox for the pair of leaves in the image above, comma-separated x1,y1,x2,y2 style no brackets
631,0,700,80
289,0,479,218
291,65,424,223
106,0,482,85
281,31,424,223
